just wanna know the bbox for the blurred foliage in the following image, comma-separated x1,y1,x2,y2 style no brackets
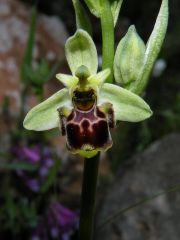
0,6,79,239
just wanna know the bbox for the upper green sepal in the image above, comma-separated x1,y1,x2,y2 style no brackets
23,88,71,131
114,25,145,88
129,0,169,95
65,29,98,75
99,83,152,122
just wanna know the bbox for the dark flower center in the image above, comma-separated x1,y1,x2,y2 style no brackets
72,89,96,111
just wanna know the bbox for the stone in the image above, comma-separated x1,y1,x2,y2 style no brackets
96,134,180,240
0,0,68,116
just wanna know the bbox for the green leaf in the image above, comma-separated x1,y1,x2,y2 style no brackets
41,158,61,193
25,59,50,86
73,0,93,35
21,6,37,83
114,25,145,87
65,29,98,74
23,88,71,131
110,0,123,26
0,162,38,171
99,83,152,122
130,0,169,94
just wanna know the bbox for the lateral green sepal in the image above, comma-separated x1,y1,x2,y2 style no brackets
99,83,152,122
23,88,71,131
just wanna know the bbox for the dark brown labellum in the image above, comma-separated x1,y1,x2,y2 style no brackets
58,90,115,155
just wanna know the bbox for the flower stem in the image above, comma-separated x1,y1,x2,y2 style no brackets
79,153,100,240
100,0,114,83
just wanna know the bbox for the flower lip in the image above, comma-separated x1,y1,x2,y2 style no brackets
66,106,113,154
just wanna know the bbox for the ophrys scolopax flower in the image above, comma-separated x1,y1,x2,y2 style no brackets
24,30,152,158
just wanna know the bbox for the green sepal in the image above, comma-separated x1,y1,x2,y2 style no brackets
65,29,98,75
114,25,145,87
129,0,169,95
23,88,71,131
99,83,152,122
73,0,93,35
56,73,79,88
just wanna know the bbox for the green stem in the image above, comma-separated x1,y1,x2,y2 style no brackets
79,153,100,240
100,0,114,83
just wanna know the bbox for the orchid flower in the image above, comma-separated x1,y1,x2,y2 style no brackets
23,30,152,158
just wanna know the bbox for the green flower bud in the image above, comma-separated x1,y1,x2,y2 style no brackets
72,0,92,35
114,25,145,88
84,0,123,26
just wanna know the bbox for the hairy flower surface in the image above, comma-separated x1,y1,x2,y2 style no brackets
24,30,152,158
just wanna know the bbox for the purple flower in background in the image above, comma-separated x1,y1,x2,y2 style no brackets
48,202,79,236
31,202,79,240
13,146,40,163
12,145,54,192
26,178,40,192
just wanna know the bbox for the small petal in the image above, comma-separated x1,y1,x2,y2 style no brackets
23,88,71,131
56,73,79,88
99,83,152,122
65,29,98,75
88,68,111,86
